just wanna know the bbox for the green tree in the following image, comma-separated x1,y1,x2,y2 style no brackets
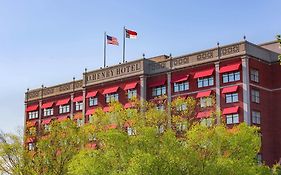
67,99,271,175
24,120,85,175
0,131,25,175
0,98,274,175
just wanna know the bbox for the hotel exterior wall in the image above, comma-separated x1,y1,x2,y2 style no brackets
271,63,281,165
24,40,281,166
248,57,281,165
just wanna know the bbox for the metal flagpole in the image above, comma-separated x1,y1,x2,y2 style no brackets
104,32,106,67
122,26,126,63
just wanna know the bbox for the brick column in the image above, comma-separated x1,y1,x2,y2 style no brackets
38,100,42,132
242,56,251,125
139,75,147,111
82,69,87,125
82,88,86,124
39,85,44,131
70,93,74,120
167,72,172,128
24,90,29,137
214,62,221,124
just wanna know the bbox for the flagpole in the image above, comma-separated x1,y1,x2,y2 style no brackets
122,26,126,63
104,32,106,67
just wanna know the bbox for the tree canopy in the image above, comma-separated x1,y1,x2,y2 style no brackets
1,97,279,175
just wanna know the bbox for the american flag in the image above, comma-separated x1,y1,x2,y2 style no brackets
107,35,119,45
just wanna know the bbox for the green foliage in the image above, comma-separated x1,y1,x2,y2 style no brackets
19,120,85,175
67,100,271,175
0,98,276,174
0,132,25,175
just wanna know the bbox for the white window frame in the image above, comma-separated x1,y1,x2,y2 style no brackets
200,97,212,108
176,122,187,131
43,108,53,117
127,127,136,136
44,124,50,132
76,118,83,127
200,118,212,127
28,142,35,151
105,93,119,103
75,102,83,111
89,97,98,106
152,85,166,97
198,76,214,88
222,71,240,83
127,89,137,100
174,81,189,92
28,111,38,119
176,104,187,111
226,114,239,124
59,105,70,114
225,93,238,103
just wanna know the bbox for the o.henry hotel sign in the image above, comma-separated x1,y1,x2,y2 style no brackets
87,62,142,82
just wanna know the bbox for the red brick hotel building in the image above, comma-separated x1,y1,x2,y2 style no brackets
24,40,281,166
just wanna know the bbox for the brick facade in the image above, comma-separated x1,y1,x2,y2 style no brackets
24,40,281,166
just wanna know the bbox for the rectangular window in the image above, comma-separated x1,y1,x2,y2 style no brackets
176,122,187,131
251,89,260,103
89,114,95,124
44,124,50,132
174,81,189,92
43,108,53,117
176,104,187,111
200,97,213,108
76,119,83,127
250,69,259,83
222,71,240,83
28,111,38,119
105,93,119,103
127,127,136,136
28,143,35,151
198,76,214,88
59,105,70,114
128,89,137,100
225,93,238,103
152,86,166,97
226,114,239,124
200,118,212,127
75,102,83,111
156,104,165,111
252,111,261,124
89,97,98,106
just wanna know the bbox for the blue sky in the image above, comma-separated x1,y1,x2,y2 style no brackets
0,0,280,133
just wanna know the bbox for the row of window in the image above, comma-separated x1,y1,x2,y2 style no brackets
28,89,138,119
225,110,261,125
29,110,261,129
27,67,261,119
28,88,260,119
158,68,259,96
